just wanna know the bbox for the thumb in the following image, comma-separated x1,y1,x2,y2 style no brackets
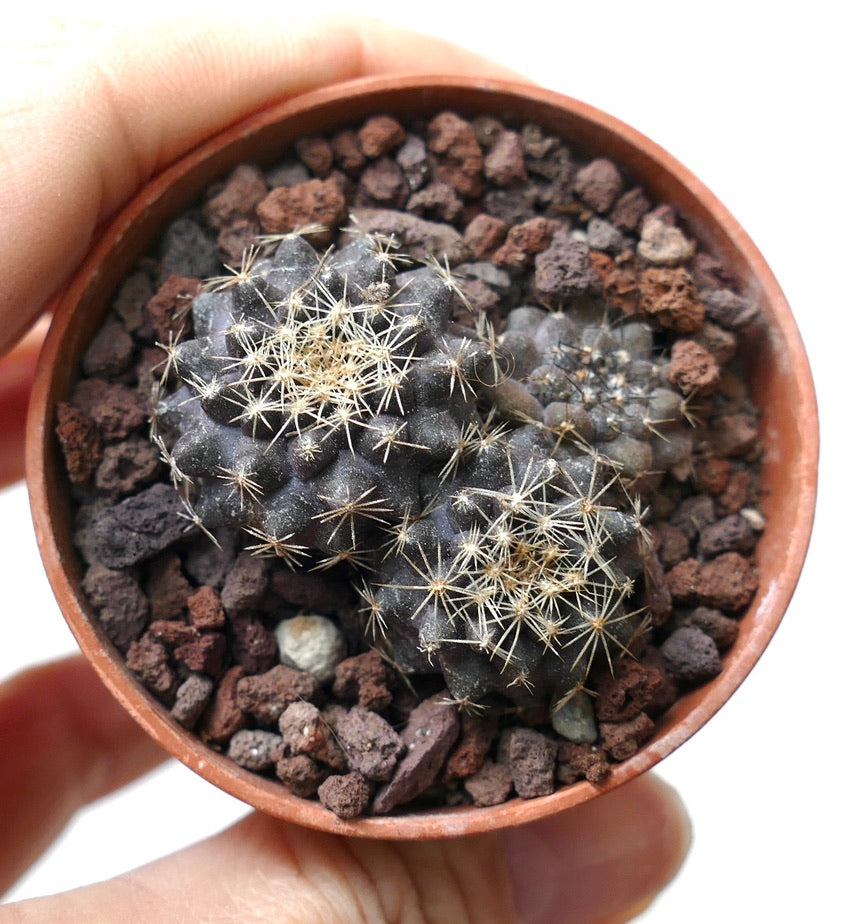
6,774,689,923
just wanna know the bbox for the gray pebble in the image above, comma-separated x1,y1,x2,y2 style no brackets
551,690,598,743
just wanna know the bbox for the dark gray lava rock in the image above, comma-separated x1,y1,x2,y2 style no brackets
336,706,405,782
89,483,187,568
227,729,282,771
661,626,723,683
372,695,460,814
82,563,149,651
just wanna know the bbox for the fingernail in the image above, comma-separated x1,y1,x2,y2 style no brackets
502,775,691,923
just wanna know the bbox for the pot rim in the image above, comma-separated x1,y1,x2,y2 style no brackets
26,74,818,839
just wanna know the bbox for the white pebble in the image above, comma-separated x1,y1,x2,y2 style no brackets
740,507,766,531
274,613,346,684
637,216,696,266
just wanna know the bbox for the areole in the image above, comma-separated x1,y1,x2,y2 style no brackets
25,75,818,839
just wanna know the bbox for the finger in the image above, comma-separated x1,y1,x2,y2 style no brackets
0,656,166,895
0,314,48,487
6,774,690,922
0,13,521,354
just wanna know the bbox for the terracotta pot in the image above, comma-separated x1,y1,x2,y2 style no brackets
25,76,818,839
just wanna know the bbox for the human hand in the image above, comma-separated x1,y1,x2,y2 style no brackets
0,13,690,921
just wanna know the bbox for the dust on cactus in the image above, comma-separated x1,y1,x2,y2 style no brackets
151,223,692,715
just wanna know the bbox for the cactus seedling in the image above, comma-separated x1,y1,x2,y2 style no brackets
153,225,651,712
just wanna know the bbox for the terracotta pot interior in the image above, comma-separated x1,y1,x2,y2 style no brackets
27,78,818,838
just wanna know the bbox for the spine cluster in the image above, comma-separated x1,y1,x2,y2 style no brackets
153,228,647,711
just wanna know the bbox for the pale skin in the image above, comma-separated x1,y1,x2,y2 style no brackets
0,14,691,922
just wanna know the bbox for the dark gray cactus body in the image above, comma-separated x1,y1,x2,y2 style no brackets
154,230,649,709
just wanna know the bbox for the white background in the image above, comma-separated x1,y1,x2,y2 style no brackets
2,2,846,920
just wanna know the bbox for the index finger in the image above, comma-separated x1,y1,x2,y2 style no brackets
0,13,521,355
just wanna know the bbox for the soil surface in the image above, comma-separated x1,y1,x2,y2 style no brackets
56,109,763,818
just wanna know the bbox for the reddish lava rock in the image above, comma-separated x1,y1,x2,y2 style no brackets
171,674,215,728
221,552,270,615
358,115,406,158
594,659,667,723
95,437,161,497
671,495,716,542
201,666,247,744
126,633,176,700
71,379,147,443
426,111,484,198
336,706,404,783
484,130,528,186
331,130,366,174
557,742,611,785
406,180,463,223
358,157,408,208
697,552,759,612
492,217,554,272
275,754,326,798
445,713,500,780
172,674,215,729
55,402,101,484
672,607,740,652
711,413,760,459
507,728,557,799
694,456,732,496
697,514,757,558
638,267,704,333
610,186,651,231
145,274,201,342
204,164,267,229
256,178,347,245
147,619,198,648
717,469,753,515
236,665,321,726
463,212,508,258
146,553,192,621
599,713,655,761
332,649,394,712
652,522,691,568
294,136,334,178
589,251,640,314
174,632,226,677
187,585,226,630
318,772,373,819
668,339,720,395
227,617,278,674
82,319,134,377
702,288,759,330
